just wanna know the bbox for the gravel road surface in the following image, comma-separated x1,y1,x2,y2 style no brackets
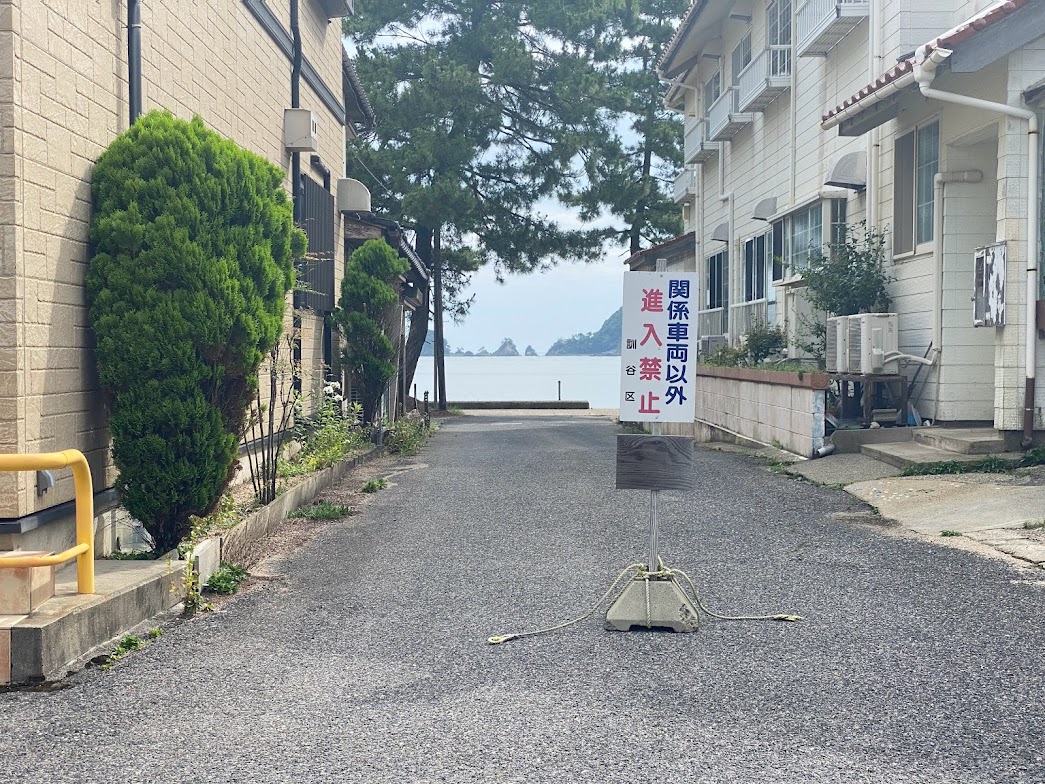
2,413,1043,783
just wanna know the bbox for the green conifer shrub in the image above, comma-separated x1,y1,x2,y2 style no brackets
332,239,409,423
87,111,304,551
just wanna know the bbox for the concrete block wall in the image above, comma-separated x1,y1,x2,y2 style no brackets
692,368,827,457
0,0,348,520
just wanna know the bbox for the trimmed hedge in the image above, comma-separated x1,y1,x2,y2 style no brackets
87,111,304,551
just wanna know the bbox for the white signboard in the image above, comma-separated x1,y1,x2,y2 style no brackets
619,271,698,423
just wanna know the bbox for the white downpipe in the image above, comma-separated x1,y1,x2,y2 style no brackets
914,45,1039,445
789,0,797,203
719,144,733,337
866,0,879,228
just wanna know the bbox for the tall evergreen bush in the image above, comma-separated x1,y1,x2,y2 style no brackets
87,111,303,551
332,239,408,423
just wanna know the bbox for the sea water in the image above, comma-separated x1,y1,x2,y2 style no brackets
412,356,621,409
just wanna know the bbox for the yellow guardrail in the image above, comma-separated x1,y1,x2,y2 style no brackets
0,449,94,594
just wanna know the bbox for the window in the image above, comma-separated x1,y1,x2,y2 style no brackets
783,201,823,273
893,121,939,254
770,200,845,276
731,33,752,85
830,198,848,247
703,72,721,114
768,0,792,76
744,231,769,301
707,249,728,310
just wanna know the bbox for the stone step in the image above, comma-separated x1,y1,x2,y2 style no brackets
913,427,1007,455
861,440,1025,470
861,441,990,470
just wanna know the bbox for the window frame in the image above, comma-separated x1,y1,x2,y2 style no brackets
770,198,847,278
706,248,729,310
731,33,752,86
893,120,940,257
743,230,770,302
703,71,722,115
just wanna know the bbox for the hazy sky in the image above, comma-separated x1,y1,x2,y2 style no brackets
441,243,631,356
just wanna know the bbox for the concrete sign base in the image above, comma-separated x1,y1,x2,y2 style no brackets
604,575,699,633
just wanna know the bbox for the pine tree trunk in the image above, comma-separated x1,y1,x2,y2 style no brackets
402,226,433,394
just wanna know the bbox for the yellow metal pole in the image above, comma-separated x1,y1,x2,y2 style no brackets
65,450,95,594
0,450,95,594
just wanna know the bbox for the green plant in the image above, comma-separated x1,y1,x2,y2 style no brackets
1024,519,1045,530
111,635,144,658
703,343,750,368
87,111,304,552
279,394,371,478
292,501,353,520
362,478,388,493
244,329,301,506
146,628,163,640
744,320,788,365
794,223,893,364
385,412,430,455
940,530,962,537
331,239,409,424
802,223,893,316
204,563,250,595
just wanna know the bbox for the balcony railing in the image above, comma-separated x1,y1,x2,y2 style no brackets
736,46,792,112
797,0,869,56
731,299,770,339
698,307,729,339
673,168,697,203
683,119,717,164
707,88,755,142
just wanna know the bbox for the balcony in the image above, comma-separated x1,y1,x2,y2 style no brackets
684,119,717,164
731,299,770,339
797,0,869,56
736,46,791,112
698,308,729,339
673,168,697,203
707,88,755,142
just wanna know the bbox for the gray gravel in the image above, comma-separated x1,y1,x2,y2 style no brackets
2,413,1044,783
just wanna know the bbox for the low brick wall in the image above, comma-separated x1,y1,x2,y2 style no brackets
684,366,829,457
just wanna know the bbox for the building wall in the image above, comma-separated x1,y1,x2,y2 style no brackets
1,0,347,518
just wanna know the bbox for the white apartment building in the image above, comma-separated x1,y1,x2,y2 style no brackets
659,0,1045,442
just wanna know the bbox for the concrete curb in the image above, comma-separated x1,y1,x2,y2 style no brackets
4,447,382,684
219,446,381,567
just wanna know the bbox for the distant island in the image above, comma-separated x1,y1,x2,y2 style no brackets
419,309,622,357
545,308,621,356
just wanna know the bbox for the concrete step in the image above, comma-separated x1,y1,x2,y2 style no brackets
3,559,184,684
913,427,1007,455
861,441,992,470
861,440,1026,470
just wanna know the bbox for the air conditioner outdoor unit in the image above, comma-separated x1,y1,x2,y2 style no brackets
825,315,849,373
284,108,318,152
699,335,727,357
847,313,899,374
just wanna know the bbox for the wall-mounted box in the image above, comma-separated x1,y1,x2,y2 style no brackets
284,108,318,152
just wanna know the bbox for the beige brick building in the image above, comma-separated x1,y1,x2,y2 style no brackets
0,0,368,549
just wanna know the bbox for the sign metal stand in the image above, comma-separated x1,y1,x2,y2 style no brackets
606,260,702,632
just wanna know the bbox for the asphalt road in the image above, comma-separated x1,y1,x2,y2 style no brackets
2,413,1044,783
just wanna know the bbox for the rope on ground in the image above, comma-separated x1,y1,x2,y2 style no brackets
670,567,802,623
486,563,645,645
487,561,801,645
